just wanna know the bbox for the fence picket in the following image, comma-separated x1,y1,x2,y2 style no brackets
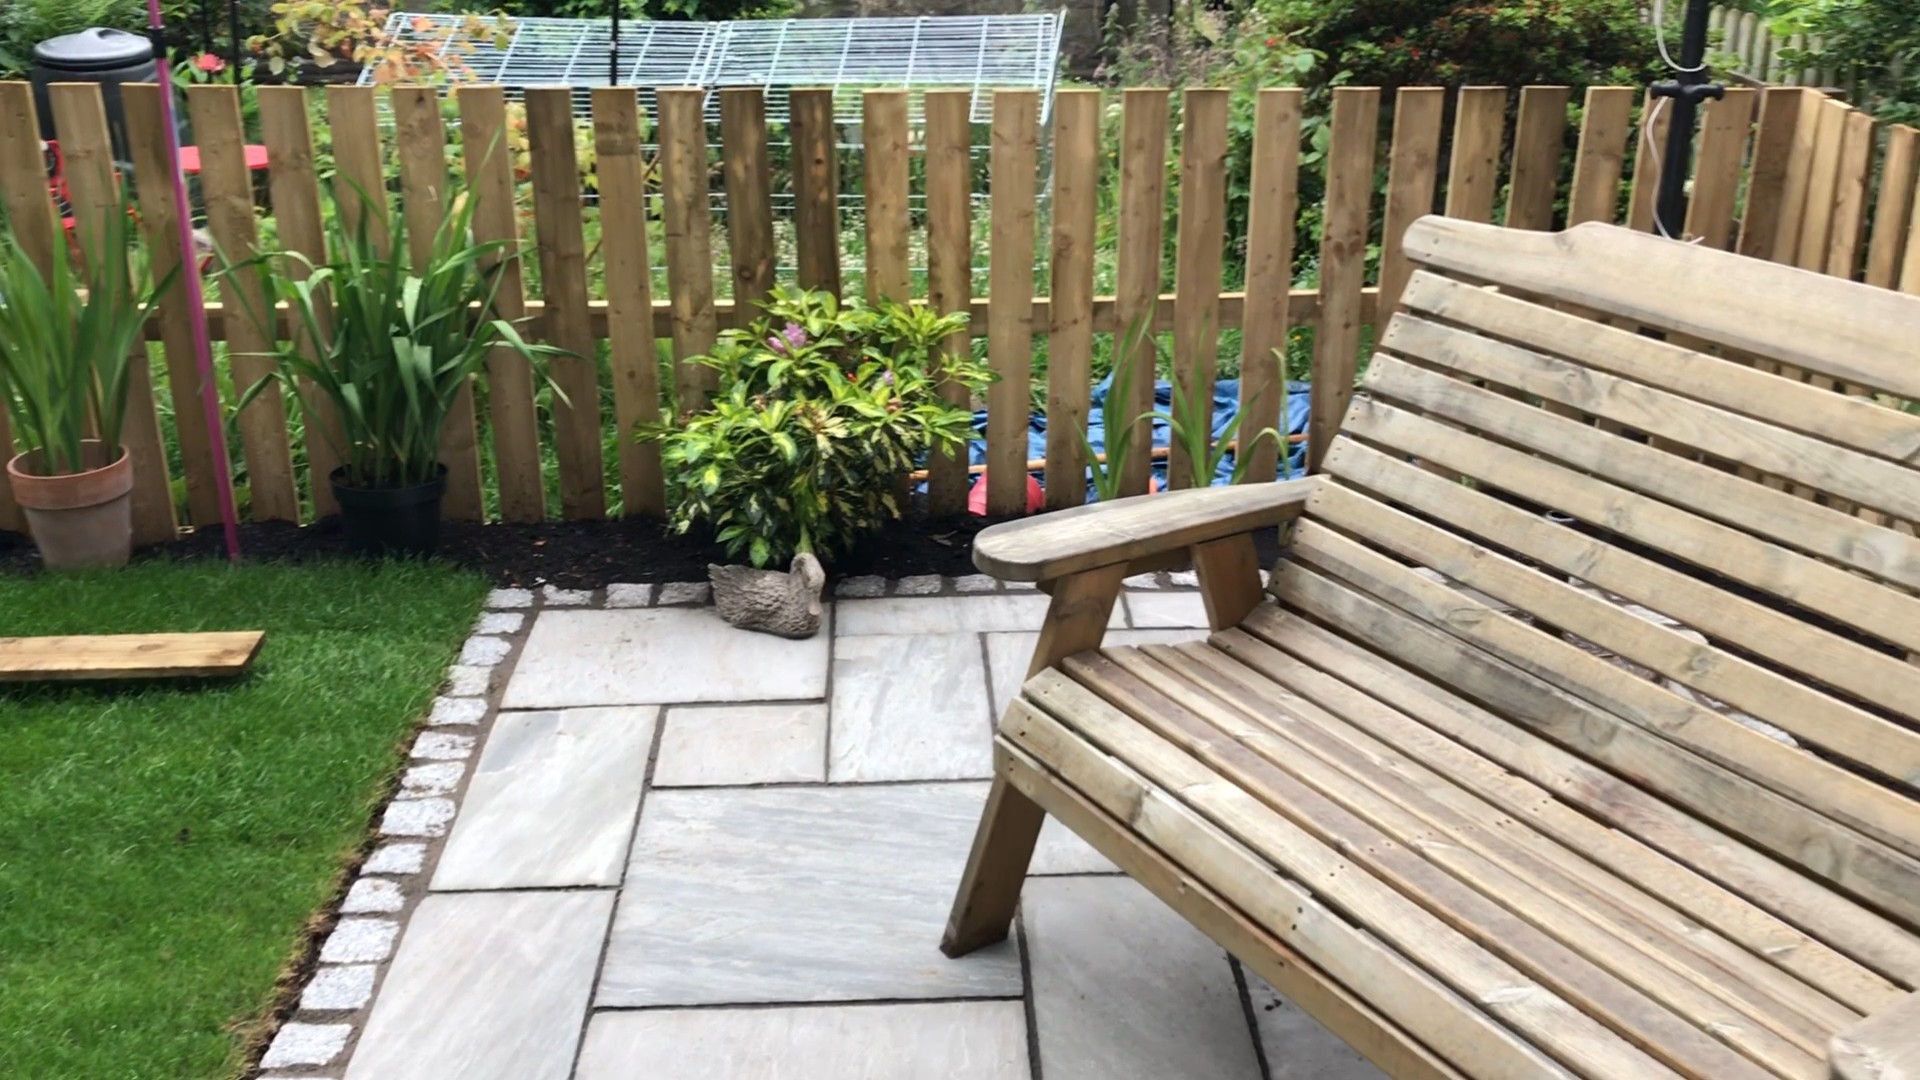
1864,126,1916,288
188,84,301,524
457,86,544,523
393,86,484,522
986,91,1039,517
1796,98,1848,271
659,88,720,419
923,90,974,517
1308,87,1380,474
792,88,841,294
863,91,911,303
721,88,775,314
1446,87,1506,224
0,83,62,530
1114,88,1170,497
46,84,176,543
525,87,606,521
1684,87,1758,249
593,88,666,519
1378,88,1443,311
1827,108,1877,280
1044,89,1100,511
1568,87,1635,226
1238,89,1303,487
1737,87,1810,261
327,87,390,255
1169,89,1229,491
1505,85,1570,230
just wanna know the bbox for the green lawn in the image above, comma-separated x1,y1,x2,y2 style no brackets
0,560,490,1080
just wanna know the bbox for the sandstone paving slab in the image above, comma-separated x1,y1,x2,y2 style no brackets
597,782,1021,1006
829,633,992,782
574,1001,1031,1080
835,594,1122,637
504,608,828,709
344,890,613,1080
654,703,828,786
1248,972,1390,1079
984,628,1211,720
432,707,656,890
1123,589,1212,629
1032,816,1120,875
1023,876,1264,1080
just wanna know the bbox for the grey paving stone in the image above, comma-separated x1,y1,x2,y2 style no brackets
503,608,828,709
300,965,377,1011
1124,589,1212,629
575,1001,1031,1080
432,707,656,890
1247,972,1389,1079
318,919,398,963
486,588,533,609
410,732,474,760
654,703,827,786
952,573,1000,593
340,877,405,913
344,890,613,1080
1168,570,1199,588
399,762,464,798
983,629,1211,720
829,634,991,782
363,843,426,875
834,574,887,598
604,582,655,608
598,783,1021,1007
426,696,486,727
475,611,525,635
442,664,491,697
836,593,1120,636
1032,816,1121,875
1123,572,1162,589
380,798,455,838
261,1023,350,1069
541,585,593,606
657,581,711,605
459,635,512,666
894,574,944,595
1023,876,1264,1080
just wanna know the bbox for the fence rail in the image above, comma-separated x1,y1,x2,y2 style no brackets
0,80,1913,537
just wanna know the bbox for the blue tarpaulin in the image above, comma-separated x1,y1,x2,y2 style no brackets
959,376,1312,501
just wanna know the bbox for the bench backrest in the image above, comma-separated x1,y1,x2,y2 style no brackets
1283,216,1920,933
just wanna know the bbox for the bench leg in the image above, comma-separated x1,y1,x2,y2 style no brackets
941,771,1047,957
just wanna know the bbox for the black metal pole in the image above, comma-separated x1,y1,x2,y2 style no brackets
227,0,242,83
1651,0,1724,238
610,0,621,86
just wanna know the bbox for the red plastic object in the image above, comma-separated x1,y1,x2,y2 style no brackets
968,471,1047,516
175,144,271,173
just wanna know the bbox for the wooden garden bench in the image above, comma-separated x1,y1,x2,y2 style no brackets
942,216,1920,1080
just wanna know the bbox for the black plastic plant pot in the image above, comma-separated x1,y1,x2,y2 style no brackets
329,464,449,558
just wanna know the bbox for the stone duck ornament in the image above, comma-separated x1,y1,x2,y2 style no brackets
709,553,827,639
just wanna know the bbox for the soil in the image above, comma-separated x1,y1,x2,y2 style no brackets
0,511,996,590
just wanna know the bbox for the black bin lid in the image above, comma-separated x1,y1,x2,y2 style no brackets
32,28,154,73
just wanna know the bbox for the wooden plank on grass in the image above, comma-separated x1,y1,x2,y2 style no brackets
658,87,719,418
1170,88,1229,491
47,83,176,544
1238,89,1303,485
923,90,974,517
525,87,606,521
1826,107,1876,280
392,85,483,522
1567,87,1635,226
721,88,775,312
256,86,345,521
0,632,265,681
457,86,544,523
791,87,840,294
1378,87,1443,310
1044,89,1100,511
1308,87,1379,474
1738,87,1811,262
326,86,389,254
1865,125,1917,288
1445,87,1505,224
1503,85,1570,230
188,84,301,524
1683,87,1756,250
986,90,1039,517
125,84,224,528
1626,88,1671,234
863,90,911,303
593,87,666,519
1114,88,1169,497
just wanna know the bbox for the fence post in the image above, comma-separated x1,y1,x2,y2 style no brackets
1238,89,1303,486
985,90,1039,517
594,87,667,519
1044,89,1101,511
1307,87,1380,475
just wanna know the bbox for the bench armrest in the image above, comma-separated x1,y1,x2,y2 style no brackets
1832,992,1920,1080
972,478,1318,583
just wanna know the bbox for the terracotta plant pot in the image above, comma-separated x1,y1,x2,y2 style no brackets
6,440,134,570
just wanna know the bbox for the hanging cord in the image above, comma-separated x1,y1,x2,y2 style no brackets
1644,0,1709,241
1652,0,1710,74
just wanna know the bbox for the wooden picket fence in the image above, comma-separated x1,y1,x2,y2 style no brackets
0,80,1913,540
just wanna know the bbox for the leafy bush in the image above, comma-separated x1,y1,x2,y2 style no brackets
1768,0,1920,125
641,287,990,568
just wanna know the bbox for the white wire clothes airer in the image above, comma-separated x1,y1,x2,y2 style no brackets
144,0,243,561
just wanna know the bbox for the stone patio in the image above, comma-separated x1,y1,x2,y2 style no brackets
262,577,1386,1080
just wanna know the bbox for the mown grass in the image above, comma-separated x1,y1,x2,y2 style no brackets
0,560,489,1080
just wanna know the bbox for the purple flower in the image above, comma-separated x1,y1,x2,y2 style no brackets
767,321,808,354
880,370,895,386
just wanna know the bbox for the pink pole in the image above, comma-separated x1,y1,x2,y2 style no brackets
144,1,242,562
